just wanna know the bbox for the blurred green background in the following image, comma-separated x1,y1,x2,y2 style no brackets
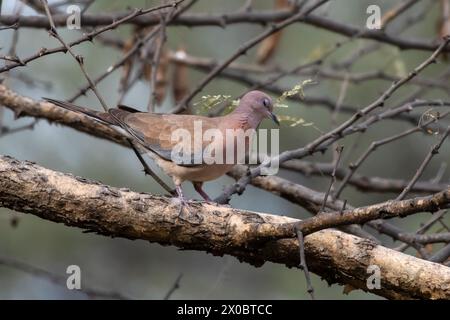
0,0,449,299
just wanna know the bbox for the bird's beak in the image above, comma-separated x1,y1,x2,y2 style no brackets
268,111,280,126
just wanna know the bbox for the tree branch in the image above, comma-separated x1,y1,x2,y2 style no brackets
0,155,449,300
0,84,129,147
1,10,447,52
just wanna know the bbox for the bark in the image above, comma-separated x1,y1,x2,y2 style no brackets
0,84,128,148
0,155,449,300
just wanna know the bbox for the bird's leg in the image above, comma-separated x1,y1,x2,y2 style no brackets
175,184,202,223
193,182,231,208
175,184,189,215
193,182,212,202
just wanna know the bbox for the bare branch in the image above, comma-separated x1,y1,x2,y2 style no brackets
1,9,448,52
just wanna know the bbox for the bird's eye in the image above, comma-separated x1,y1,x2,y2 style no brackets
262,98,270,108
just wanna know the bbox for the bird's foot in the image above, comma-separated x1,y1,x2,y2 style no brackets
177,198,203,224
174,185,203,224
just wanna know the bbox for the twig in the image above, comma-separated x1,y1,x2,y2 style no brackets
173,0,330,112
68,27,162,102
40,0,109,111
147,13,169,112
320,145,343,212
396,125,450,200
0,120,38,138
335,112,450,199
0,1,185,74
294,187,450,237
296,228,315,300
163,273,183,299
129,139,174,195
67,0,191,103
0,23,19,31
281,159,448,194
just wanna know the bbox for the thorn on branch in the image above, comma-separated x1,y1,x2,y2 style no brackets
38,47,48,56
76,55,85,65
48,26,58,37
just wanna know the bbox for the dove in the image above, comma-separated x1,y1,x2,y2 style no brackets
43,90,279,214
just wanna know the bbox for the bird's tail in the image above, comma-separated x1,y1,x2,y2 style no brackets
42,97,117,125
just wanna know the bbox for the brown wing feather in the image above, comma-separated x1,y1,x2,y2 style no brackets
43,97,117,124
44,98,226,165
122,113,222,164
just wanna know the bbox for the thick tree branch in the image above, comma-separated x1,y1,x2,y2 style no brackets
0,84,447,247
0,84,129,147
0,155,449,300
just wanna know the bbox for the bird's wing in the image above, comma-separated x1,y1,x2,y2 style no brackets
109,109,222,166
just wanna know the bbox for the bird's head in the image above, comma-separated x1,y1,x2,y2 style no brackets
237,90,279,126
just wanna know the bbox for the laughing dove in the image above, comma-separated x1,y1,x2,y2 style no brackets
43,90,279,208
